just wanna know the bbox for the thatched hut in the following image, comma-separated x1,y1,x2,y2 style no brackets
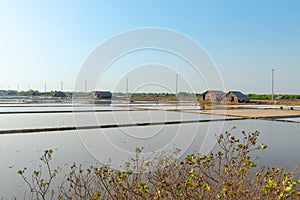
199,90,225,102
224,91,249,103
93,91,112,100
276,96,285,100
53,91,66,98
90,91,112,104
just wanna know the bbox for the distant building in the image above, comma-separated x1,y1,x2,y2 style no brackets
25,91,40,96
0,90,18,96
93,91,112,100
224,91,250,103
199,90,225,102
91,91,112,104
53,91,66,98
276,96,285,100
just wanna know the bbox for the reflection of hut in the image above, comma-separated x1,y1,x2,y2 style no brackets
200,90,225,102
53,91,66,98
224,91,249,103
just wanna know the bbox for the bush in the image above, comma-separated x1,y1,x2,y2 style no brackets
18,130,300,199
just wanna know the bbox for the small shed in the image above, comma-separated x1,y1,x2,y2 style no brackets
93,91,112,100
276,96,285,100
53,91,66,98
25,91,40,96
200,90,225,102
224,91,249,103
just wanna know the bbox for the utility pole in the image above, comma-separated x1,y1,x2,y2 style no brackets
18,84,19,92
28,84,30,91
175,74,179,109
85,80,87,92
272,69,275,102
175,74,178,96
61,81,63,91
126,77,128,99
44,83,47,93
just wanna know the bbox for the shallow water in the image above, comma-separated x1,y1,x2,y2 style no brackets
0,110,236,130
0,104,299,198
0,105,129,113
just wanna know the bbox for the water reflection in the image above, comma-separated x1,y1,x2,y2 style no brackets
0,107,299,198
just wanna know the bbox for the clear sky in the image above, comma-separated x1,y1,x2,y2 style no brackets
0,1,299,94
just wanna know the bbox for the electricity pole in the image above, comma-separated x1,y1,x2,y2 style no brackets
175,74,178,96
175,74,179,109
272,69,275,102
126,77,128,99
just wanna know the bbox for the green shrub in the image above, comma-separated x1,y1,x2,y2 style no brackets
18,130,300,199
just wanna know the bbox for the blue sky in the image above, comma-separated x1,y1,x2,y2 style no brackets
0,1,299,93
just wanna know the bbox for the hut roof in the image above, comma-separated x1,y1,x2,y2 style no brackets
205,90,225,97
203,90,225,95
200,90,226,101
228,91,249,101
54,91,66,97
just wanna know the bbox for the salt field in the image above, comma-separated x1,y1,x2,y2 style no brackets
275,116,300,123
0,103,299,198
0,110,239,131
